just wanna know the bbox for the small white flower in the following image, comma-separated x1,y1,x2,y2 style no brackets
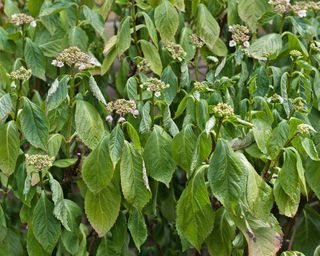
286,0,290,4
243,41,250,48
11,14,17,19
10,82,16,89
106,115,113,123
297,10,307,18
118,117,126,123
229,40,236,47
146,87,151,91
51,59,58,66
78,63,86,71
56,61,64,68
154,91,161,98
228,25,233,31
30,20,37,28
132,109,139,117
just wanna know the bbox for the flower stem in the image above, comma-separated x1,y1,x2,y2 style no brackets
65,75,75,158
14,80,22,121
194,48,200,81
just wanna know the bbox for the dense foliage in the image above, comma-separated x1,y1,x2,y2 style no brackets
0,0,320,255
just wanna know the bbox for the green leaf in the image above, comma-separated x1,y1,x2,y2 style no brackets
82,135,113,193
0,93,13,122
247,33,283,60
176,166,215,251
274,149,300,217
292,205,320,255
0,121,20,177
208,139,247,209
302,138,320,161
49,174,70,231
306,160,320,200
27,225,50,256
89,76,107,106
196,4,220,50
206,208,235,256
140,40,162,75
123,122,141,150
140,12,158,47
154,0,179,41
266,120,289,160
82,5,105,36
120,142,151,210
27,0,44,16
53,158,77,168
68,26,88,51
46,76,69,112
75,100,105,150
139,101,152,134
128,208,147,251
85,178,121,237
190,132,211,175
238,0,270,31
48,134,63,157
172,125,197,177
32,192,61,253
117,16,131,55
4,0,19,17
20,98,49,150
25,38,46,80
109,124,125,167
252,111,272,154
143,125,176,186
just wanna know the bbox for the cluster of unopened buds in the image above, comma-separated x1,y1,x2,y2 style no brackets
193,81,212,92
310,41,320,52
164,42,187,62
137,59,151,73
268,0,320,17
106,99,138,123
140,78,169,98
228,25,250,48
25,154,55,173
9,66,31,81
269,93,283,104
11,13,36,27
293,98,307,113
51,46,96,71
189,34,204,48
212,103,234,118
289,50,302,58
297,124,314,135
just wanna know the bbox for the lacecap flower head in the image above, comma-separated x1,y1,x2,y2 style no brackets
9,66,32,81
11,13,36,26
140,78,169,98
164,42,187,62
213,103,234,118
52,46,96,70
228,24,250,48
106,99,138,116
189,34,204,48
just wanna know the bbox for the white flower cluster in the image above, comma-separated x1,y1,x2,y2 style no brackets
11,13,36,27
228,25,250,48
51,47,96,71
140,78,169,98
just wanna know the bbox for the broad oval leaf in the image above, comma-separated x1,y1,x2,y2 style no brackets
32,192,61,253
82,135,114,193
154,0,179,41
75,100,105,150
0,121,20,176
85,178,121,237
24,38,46,80
143,125,176,186
176,166,215,251
20,98,49,151
120,141,151,210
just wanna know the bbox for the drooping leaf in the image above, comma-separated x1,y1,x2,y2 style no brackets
116,16,131,55
208,139,247,210
24,38,46,80
46,76,69,112
109,124,125,167
176,165,215,251
154,0,179,41
75,100,105,149
82,135,114,193
85,178,121,237
32,192,61,253
0,121,20,177
196,4,220,50
120,142,151,210
140,40,162,75
20,97,49,151
0,93,12,122
128,208,147,252
143,125,176,186
89,76,107,106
